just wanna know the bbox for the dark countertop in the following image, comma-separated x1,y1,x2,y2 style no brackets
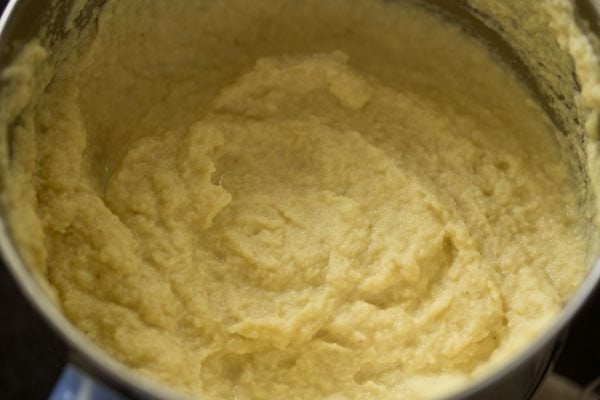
1,265,66,399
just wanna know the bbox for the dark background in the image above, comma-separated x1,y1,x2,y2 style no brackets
0,0,598,398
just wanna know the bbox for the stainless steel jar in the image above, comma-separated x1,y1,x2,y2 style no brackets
0,1,599,399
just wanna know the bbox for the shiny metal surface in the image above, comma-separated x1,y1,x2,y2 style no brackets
0,1,598,399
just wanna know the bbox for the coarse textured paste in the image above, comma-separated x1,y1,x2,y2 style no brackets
2,0,599,399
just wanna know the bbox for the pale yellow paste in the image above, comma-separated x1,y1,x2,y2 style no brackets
2,0,594,399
